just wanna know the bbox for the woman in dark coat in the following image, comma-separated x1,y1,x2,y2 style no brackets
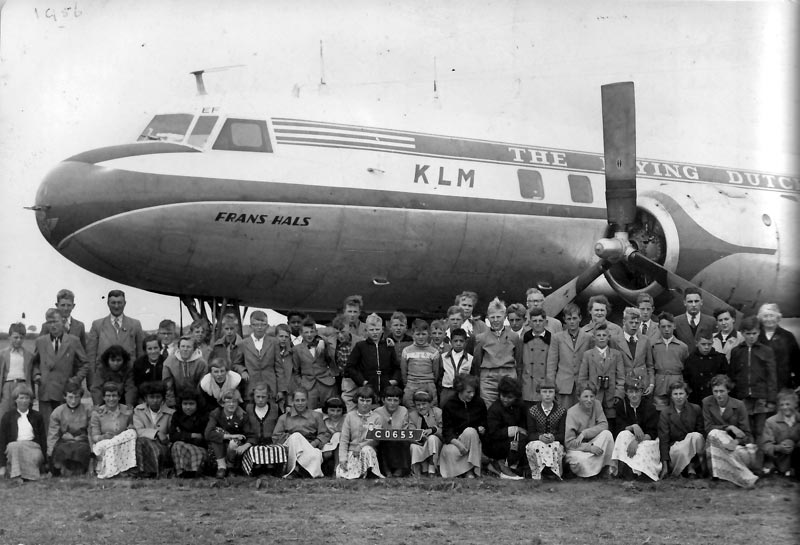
169,388,209,477
0,383,47,480
484,376,526,479
439,374,486,478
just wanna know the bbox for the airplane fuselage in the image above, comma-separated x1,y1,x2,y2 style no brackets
34,104,800,318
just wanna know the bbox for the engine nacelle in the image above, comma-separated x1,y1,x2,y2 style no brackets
602,192,680,302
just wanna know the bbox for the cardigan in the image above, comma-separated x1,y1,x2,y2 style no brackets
244,401,281,445
338,410,382,460
525,402,567,445
612,396,659,438
0,408,47,466
441,394,487,444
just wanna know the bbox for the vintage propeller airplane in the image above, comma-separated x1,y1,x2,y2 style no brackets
31,75,799,328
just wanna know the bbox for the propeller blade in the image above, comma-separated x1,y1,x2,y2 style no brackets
625,252,742,320
542,260,608,319
601,82,637,231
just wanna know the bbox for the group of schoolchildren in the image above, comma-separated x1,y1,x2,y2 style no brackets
0,287,798,488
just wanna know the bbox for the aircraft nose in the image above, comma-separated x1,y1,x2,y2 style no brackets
35,158,104,248
34,142,198,249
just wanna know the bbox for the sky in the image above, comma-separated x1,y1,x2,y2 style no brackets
0,0,797,330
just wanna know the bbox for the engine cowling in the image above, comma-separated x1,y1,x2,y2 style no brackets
602,192,680,302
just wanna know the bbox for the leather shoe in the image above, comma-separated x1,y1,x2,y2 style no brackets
215,468,227,479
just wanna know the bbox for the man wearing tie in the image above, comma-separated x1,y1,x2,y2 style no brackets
612,307,655,397
31,309,89,433
636,294,661,342
157,319,179,359
87,290,144,393
239,310,286,407
672,288,716,354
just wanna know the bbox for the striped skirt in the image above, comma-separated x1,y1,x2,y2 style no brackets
171,441,208,475
242,444,288,475
706,429,759,488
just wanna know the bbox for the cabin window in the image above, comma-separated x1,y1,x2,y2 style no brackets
137,114,193,143
568,174,593,203
187,116,218,148
213,118,273,152
518,169,544,199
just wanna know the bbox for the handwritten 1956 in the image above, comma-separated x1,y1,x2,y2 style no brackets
34,3,82,23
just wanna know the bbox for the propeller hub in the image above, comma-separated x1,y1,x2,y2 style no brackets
595,236,630,262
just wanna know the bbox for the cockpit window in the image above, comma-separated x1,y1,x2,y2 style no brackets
187,116,218,148
137,114,194,143
212,118,273,152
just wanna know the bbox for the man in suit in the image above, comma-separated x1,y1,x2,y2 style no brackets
673,288,716,354
637,293,661,342
0,322,35,416
86,289,144,390
238,310,287,406
39,289,86,348
32,308,90,434
611,307,655,396
546,303,592,409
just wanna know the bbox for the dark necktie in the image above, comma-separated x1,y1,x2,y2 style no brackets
690,316,697,333
641,323,647,335
627,336,637,356
54,336,60,353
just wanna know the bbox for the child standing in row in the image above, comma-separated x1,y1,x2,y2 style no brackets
439,329,473,408
401,320,440,408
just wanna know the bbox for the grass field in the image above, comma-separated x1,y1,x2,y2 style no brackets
0,473,797,545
